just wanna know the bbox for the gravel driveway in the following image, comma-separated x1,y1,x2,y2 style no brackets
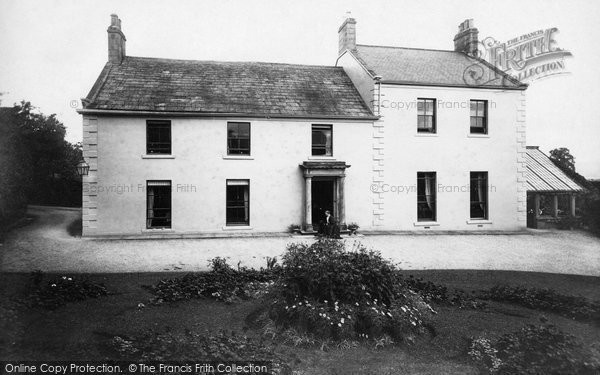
1,206,599,275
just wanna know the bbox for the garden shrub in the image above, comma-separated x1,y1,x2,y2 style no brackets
468,337,502,373
26,272,107,309
583,197,600,236
267,239,433,343
480,284,600,324
469,320,600,374
146,257,279,304
277,239,399,305
556,216,582,230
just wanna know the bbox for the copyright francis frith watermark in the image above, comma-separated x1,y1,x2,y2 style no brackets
466,26,572,85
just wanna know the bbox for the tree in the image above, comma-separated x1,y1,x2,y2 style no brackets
549,147,576,173
0,106,30,225
548,147,600,236
0,101,82,227
548,147,593,191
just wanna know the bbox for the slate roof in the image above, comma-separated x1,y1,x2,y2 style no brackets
526,146,583,192
348,45,527,90
82,56,375,119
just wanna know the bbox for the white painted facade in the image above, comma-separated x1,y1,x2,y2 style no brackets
82,116,376,236
82,85,527,236
336,51,528,232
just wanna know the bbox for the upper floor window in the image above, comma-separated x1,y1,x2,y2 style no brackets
227,122,251,155
147,120,171,154
470,100,488,134
312,124,333,156
417,172,437,221
470,172,488,219
417,98,436,133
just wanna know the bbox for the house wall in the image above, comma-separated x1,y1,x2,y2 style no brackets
82,83,527,236
375,84,527,231
82,116,375,236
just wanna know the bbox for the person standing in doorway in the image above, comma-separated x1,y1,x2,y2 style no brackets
324,210,341,239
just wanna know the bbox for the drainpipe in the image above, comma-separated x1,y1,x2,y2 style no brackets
373,75,382,116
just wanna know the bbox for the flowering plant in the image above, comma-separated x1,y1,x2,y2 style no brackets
267,239,433,342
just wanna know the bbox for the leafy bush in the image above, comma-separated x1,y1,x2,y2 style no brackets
278,239,399,305
583,197,600,236
347,223,359,234
479,284,600,324
267,239,433,343
469,320,600,374
111,330,288,373
468,337,502,373
27,273,108,309
402,275,486,309
146,257,279,304
556,216,582,230
66,218,82,237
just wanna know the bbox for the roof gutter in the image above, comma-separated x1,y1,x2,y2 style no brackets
379,80,527,91
76,108,380,121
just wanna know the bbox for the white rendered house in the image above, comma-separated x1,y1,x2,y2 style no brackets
78,15,527,237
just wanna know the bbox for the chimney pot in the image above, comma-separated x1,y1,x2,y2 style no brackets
110,14,119,28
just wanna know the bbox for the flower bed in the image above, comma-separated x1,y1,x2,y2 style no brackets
26,271,108,309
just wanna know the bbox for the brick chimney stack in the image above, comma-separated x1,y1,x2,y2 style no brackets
338,13,357,56
107,14,126,63
454,19,479,56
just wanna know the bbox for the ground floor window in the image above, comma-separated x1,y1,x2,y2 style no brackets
147,180,171,228
417,172,436,221
226,180,249,225
470,172,488,219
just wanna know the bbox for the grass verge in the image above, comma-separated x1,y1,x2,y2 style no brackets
1,270,598,374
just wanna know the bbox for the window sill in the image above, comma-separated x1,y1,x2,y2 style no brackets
413,221,439,227
308,156,335,160
466,220,492,225
142,154,175,159
222,155,254,160
222,225,253,230
467,134,490,138
142,228,174,233
415,133,438,137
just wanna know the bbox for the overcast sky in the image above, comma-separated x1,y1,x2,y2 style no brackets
1,0,599,178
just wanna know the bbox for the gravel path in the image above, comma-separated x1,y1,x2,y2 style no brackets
1,206,599,275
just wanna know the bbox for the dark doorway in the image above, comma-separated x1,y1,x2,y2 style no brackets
311,179,334,226
527,193,536,228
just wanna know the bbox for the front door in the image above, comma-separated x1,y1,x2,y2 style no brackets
311,179,335,226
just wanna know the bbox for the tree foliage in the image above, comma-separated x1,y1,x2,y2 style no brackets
0,101,81,227
548,147,600,236
549,147,576,173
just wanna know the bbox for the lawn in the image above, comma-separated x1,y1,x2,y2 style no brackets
1,268,599,374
